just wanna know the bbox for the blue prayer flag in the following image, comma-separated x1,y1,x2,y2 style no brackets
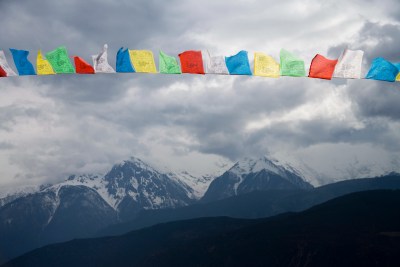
116,47,135,73
9,49,36,75
225,50,252,75
366,57,398,82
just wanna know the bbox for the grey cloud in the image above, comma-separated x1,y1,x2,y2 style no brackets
0,105,42,131
346,81,400,121
328,21,400,65
0,0,201,67
0,142,14,150
355,21,400,63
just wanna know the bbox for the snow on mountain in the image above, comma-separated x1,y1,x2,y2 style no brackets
0,156,210,216
202,156,313,202
104,157,193,211
0,185,43,207
228,156,313,191
270,152,400,187
168,171,216,199
55,174,117,208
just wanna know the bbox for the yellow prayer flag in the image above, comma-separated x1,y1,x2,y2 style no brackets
128,50,157,73
254,52,280,78
396,72,400,82
37,50,55,75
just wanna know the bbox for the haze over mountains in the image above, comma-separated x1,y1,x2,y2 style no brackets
0,155,400,264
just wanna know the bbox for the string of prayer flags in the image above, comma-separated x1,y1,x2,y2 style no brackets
36,50,55,75
204,51,229,75
116,48,135,73
159,51,181,74
0,45,399,83
73,56,95,74
129,50,157,73
179,50,205,74
46,46,75,74
9,49,36,75
225,50,252,75
253,52,280,78
308,54,338,80
92,44,115,73
280,49,306,77
0,50,17,77
333,49,364,79
365,58,399,82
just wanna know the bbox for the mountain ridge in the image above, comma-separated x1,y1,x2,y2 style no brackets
98,173,400,237
0,156,399,264
4,189,400,267
202,156,313,202
0,157,201,263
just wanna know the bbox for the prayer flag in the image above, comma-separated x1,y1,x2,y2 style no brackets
0,50,17,77
46,46,75,74
204,51,229,74
225,50,252,75
116,47,135,73
333,49,364,79
73,56,95,74
178,50,205,74
280,49,305,77
254,52,280,78
159,50,181,74
37,50,55,75
394,63,400,82
308,54,338,80
0,66,6,77
129,50,157,73
366,58,398,82
92,44,115,73
9,49,36,75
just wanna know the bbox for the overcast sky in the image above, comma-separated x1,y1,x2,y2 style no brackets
0,0,399,190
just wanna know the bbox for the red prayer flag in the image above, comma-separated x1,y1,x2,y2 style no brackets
0,66,7,77
73,56,95,74
178,50,205,74
308,54,338,80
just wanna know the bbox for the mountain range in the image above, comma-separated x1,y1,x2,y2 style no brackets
0,155,399,264
98,172,400,237
0,157,200,262
4,189,400,267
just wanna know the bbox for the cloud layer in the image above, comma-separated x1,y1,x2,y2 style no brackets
0,0,399,189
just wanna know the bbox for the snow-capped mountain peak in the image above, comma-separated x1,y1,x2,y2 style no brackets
202,155,313,202
229,156,294,178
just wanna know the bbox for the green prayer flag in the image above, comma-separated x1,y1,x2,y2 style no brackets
159,51,181,74
45,46,75,74
280,49,305,77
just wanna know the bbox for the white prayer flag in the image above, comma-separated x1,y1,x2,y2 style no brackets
0,50,17,76
333,49,364,79
204,50,229,74
92,44,115,73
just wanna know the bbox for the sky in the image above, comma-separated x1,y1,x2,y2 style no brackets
0,0,400,190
